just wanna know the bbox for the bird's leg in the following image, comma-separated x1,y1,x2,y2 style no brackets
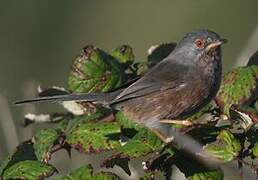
151,129,172,143
159,119,193,126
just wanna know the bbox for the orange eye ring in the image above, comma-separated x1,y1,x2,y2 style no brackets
195,39,205,49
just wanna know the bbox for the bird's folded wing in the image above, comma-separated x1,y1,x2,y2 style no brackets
112,60,190,104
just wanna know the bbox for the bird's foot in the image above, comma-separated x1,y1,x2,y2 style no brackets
159,119,193,126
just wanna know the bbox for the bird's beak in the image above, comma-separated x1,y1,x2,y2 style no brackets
206,38,227,51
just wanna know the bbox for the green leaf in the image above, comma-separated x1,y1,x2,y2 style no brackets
102,128,163,175
63,108,112,133
168,151,224,179
55,165,92,180
68,45,126,93
252,142,258,157
111,45,135,65
65,121,121,153
55,164,120,180
115,111,143,130
140,172,155,180
204,130,241,162
94,171,121,180
2,160,56,180
215,65,258,116
188,170,223,180
0,141,37,176
117,128,163,157
110,45,139,80
33,129,61,162
185,102,215,122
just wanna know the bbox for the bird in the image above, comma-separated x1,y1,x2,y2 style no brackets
15,29,227,143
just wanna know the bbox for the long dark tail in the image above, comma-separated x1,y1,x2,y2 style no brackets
15,90,123,105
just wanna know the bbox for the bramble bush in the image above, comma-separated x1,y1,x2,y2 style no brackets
1,44,258,180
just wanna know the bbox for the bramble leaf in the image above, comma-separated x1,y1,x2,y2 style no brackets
111,45,139,80
115,111,143,130
111,45,135,65
68,45,126,93
2,160,56,180
102,128,163,175
65,121,121,153
55,164,120,180
204,130,241,162
140,172,155,180
116,128,163,157
63,108,111,133
188,170,223,180
185,103,215,122
0,141,37,176
215,65,258,116
33,129,61,162
252,142,258,157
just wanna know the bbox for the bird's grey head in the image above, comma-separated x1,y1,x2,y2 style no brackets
171,29,227,64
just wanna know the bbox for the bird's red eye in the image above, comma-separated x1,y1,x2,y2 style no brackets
195,39,205,49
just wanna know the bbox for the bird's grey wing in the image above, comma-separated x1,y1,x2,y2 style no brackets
112,59,191,104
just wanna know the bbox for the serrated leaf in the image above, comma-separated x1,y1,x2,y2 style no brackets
140,172,155,180
60,108,111,134
170,151,223,179
68,45,126,93
188,170,223,180
115,118,163,158
115,111,143,130
55,164,120,180
111,45,135,65
65,121,121,153
188,124,221,145
111,45,139,81
2,160,56,180
185,103,215,122
215,65,258,116
102,128,163,175
204,130,241,162
252,142,258,157
117,128,163,157
55,164,92,180
0,141,37,176
33,129,61,162
94,171,121,180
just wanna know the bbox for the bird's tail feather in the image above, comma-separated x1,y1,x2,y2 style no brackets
15,90,123,105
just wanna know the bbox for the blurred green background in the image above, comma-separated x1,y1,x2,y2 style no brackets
1,0,258,179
